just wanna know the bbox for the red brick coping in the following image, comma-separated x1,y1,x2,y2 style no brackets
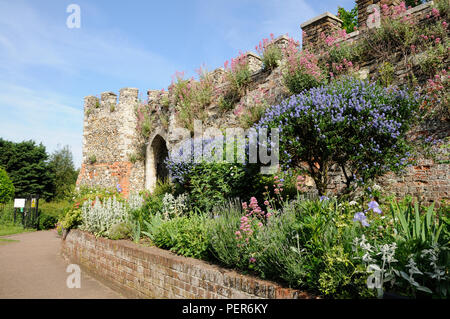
61,229,317,299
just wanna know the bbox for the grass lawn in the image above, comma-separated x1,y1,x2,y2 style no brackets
0,238,20,245
0,224,35,237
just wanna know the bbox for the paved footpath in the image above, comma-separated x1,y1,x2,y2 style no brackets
0,230,124,299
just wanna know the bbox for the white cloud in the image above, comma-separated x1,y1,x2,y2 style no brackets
0,83,83,168
0,0,178,85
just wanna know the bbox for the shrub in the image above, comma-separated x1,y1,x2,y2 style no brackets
108,222,132,240
219,53,252,111
152,214,211,260
378,62,396,87
165,136,262,212
169,69,214,131
313,28,362,81
0,168,14,204
256,34,283,71
161,193,188,220
136,102,156,139
80,195,143,237
208,203,245,268
141,213,165,242
338,5,358,34
256,77,422,195
234,89,271,129
38,213,58,230
60,208,82,230
282,38,325,94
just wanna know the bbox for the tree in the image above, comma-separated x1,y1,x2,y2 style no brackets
48,145,78,200
338,5,358,33
256,78,421,195
0,168,15,204
0,138,54,200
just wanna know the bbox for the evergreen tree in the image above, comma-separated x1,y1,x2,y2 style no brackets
0,138,54,200
48,145,78,199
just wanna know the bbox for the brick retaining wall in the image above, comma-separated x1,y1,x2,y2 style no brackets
61,229,316,299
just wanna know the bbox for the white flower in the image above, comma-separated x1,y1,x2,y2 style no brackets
373,184,382,191
349,201,358,206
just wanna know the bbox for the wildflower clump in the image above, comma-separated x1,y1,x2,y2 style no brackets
169,68,214,131
282,38,325,94
218,53,252,111
256,33,283,71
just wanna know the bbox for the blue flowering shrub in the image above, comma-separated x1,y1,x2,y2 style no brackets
256,77,422,195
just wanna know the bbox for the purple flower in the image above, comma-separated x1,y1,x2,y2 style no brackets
320,196,329,201
353,212,370,227
368,200,382,214
116,183,122,193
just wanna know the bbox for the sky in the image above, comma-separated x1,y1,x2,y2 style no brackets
0,0,355,169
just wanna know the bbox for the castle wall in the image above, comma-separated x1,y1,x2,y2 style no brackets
77,0,449,204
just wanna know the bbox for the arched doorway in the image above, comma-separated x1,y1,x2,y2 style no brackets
145,134,169,192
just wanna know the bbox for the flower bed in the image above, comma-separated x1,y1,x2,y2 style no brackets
61,228,315,299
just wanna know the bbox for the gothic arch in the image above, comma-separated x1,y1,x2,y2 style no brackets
145,132,169,192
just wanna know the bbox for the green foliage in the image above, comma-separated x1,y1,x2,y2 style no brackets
218,89,241,112
141,213,165,242
219,54,252,112
0,168,15,204
282,39,325,94
283,68,324,95
237,97,268,129
338,5,358,34
170,69,214,131
136,102,157,139
356,0,448,91
47,145,78,200
138,179,174,221
152,215,211,260
390,198,445,245
60,208,82,230
88,154,97,164
417,42,447,77
108,222,132,240
0,138,54,200
185,162,260,213
153,178,174,197
257,36,283,71
208,202,245,268
378,62,395,87
38,212,58,230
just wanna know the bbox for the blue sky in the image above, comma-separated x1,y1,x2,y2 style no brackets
0,0,355,168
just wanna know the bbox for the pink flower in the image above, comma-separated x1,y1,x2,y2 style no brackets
249,257,256,263
431,8,440,18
